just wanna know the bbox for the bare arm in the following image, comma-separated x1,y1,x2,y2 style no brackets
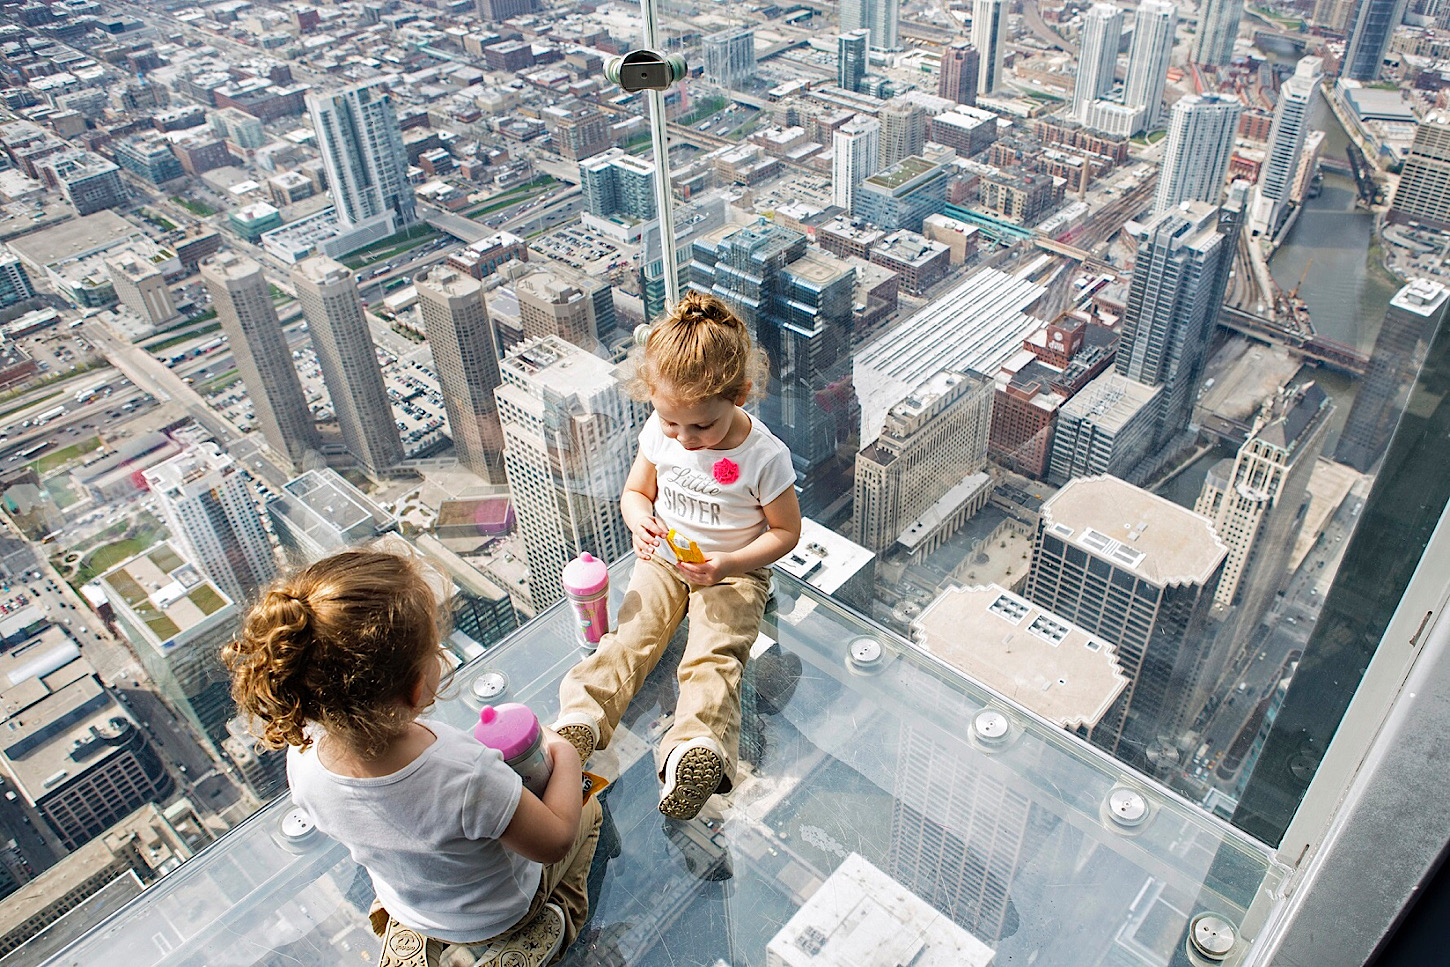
498,730,582,864
676,487,802,583
621,454,666,560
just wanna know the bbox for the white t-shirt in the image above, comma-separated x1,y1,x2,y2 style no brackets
640,410,796,554
287,720,540,943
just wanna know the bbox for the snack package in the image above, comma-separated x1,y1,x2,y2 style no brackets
656,529,706,565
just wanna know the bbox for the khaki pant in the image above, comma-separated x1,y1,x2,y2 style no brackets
371,796,603,963
558,555,772,791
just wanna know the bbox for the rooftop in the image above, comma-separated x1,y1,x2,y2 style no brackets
96,542,236,651
7,211,138,268
864,155,940,191
269,468,396,544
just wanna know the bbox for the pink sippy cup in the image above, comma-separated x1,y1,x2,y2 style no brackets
474,703,552,797
561,552,609,650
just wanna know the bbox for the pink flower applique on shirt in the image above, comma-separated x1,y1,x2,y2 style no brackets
713,458,739,485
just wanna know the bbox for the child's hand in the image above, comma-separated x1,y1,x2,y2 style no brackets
631,516,666,560
541,727,581,769
675,553,735,586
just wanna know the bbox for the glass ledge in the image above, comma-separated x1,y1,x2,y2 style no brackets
39,558,1283,967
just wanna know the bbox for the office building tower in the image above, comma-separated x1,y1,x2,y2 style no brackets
0,638,171,854
37,151,126,215
547,106,610,162
1192,0,1244,66
112,134,184,185
853,370,992,556
1250,56,1322,236
855,156,949,231
640,196,728,323
841,0,901,50
690,223,858,517
201,253,319,467
703,27,756,89
1196,382,1333,630
972,0,1008,95
1390,112,1450,229
879,99,927,168
143,443,278,606
1344,0,1409,80
514,269,611,351
105,252,179,328
580,148,657,221
1115,201,1232,445
832,115,881,211
1154,94,1241,213
1336,279,1450,471
1074,4,1123,123
496,336,645,608
100,542,243,752
1046,371,1161,483
0,252,33,309
1025,476,1227,761
222,717,286,800
838,30,870,92
1123,0,1177,131
266,467,398,565
938,40,980,104
412,534,520,652
1313,0,1356,31
292,255,404,478
307,80,416,255
415,267,506,484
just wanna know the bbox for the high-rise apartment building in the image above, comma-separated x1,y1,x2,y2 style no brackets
142,443,278,606
703,27,756,89
100,542,243,751
1154,93,1241,213
1192,0,1245,66
514,269,611,351
580,148,657,221
1074,4,1123,123
1025,476,1227,761
1336,279,1450,471
547,106,611,162
1344,0,1409,80
38,151,126,215
1046,370,1161,483
201,252,319,467
1389,112,1450,229
0,252,33,309
292,255,404,478
496,336,645,608
266,467,398,565
690,223,857,517
1123,0,1177,131
307,80,416,255
415,267,506,484
841,0,901,50
832,114,881,211
1196,382,1333,632
838,30,869,92
972,0,1008,95
938,40,980,105
1116,200,1233,445
105,252,179,328
879,99,927,168
112,134,184,185
1250,56,1322,237
853,370,992,555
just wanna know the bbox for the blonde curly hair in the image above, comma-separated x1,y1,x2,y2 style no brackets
628,290,769,404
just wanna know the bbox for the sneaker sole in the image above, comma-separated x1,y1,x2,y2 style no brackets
556,724,596,765
474,903,565,967
659,747,723,820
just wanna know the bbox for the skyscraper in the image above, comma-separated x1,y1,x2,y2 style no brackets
1312,0,1356,31
201,252,319,467
1389,112,1450,229
514,269,611,351
1025,476,1227,762
1074,4,1123,123
1250,56,1322,237
496,336,645,608
143,443,277,606
853,370,992,555
1192,0,1245,66
1153,93,1242,213
841,0,901,50
832,114,881,212
938,40,980,105
307,80,416,255
292,255,404,479
415,267,506,484
1336,279,1450,471
1196,381,1333,633
105,253,179,328
579,148,656,221
879,98,927,168
1116,200,1234,446
690,223,857,517
1343,0,1409,80
972,0,1008,95
702,27,756,89
1123,0,1177,131
838,30,869,92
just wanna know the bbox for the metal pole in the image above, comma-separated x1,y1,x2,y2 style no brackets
642,0,680,311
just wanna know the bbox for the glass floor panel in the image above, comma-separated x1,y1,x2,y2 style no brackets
39,558,1281,967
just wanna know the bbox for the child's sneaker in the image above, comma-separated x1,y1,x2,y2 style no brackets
442,903,566,967
658,737,725,820
377,918,432,967
553,716,598,765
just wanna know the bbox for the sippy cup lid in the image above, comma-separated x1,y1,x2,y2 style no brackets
561,552,609,596
473,703,541,760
